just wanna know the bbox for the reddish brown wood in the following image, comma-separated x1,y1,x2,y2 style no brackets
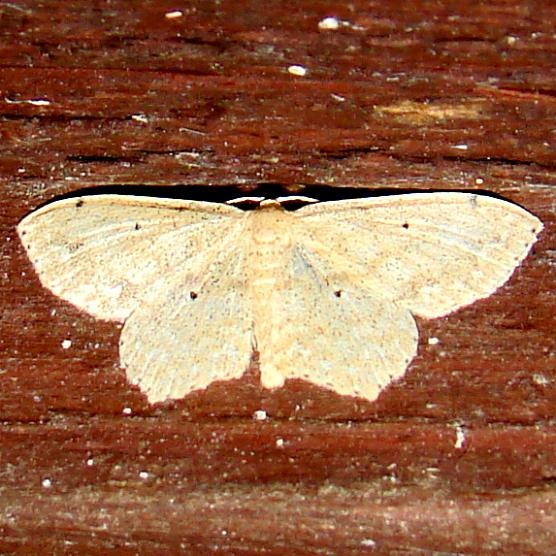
1,1,555,554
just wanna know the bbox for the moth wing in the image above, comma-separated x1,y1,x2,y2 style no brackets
295,193,542,319
120,242,254,403
255,244,418,402
17,195,243,321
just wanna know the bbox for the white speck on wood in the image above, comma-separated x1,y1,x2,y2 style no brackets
165,10,183,19
131,113,149,123
318,17,340,30
532,374,549,386
253,409,268,421
5,96,51,106
287,65,307,76
454,424,466,449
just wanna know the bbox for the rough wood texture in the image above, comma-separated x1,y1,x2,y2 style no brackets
1,1,555,554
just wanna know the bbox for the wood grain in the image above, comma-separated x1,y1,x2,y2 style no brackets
1,1,555,553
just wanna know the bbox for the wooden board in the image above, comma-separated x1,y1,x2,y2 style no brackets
1,1,555,553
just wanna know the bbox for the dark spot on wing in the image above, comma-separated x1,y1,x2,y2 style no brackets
402,222,409,229
190,291,198,300
75,199,84,208
68,242,84,253
334,290,342,298
134,222,141,230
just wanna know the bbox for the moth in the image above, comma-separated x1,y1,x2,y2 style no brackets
17,192,543,404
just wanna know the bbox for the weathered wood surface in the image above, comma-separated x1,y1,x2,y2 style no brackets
1,1,555,554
